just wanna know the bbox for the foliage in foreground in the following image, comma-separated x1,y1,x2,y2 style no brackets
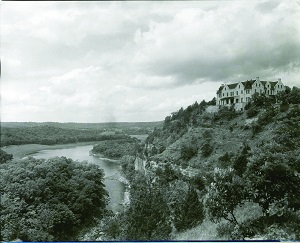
0,149,13,164
0,156,108,241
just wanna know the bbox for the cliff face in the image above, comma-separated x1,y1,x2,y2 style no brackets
134,157,146,172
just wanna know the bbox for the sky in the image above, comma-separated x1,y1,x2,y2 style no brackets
1,0,300,123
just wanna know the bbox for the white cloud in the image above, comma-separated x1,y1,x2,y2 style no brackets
1,1,300,122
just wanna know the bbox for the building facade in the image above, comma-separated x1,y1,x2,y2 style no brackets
216,77,285,110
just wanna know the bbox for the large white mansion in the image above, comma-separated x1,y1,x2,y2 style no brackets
216,77,285,110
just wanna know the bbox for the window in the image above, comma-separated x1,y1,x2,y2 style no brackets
259,84,261,87
241,90,243,94
223,93,225,97
241,98,243,102
239,85,240,88
236,99,239,103
236,91,238,95
227,93,228,97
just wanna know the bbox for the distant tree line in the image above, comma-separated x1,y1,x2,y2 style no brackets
0,126,141,146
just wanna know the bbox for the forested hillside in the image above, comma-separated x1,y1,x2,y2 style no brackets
99,86,300,240
0,121,162,146
91,135,140,159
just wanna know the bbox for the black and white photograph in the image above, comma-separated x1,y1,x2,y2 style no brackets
1,0,300,241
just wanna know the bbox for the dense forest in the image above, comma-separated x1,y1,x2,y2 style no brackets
0,121,161,146
91,136,141,159
0,155,108,241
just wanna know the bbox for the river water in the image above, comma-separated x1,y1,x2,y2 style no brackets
32,144,125,212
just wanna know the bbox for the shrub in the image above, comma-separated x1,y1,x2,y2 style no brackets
181,145,198,160
214,106,237,121
279,103,289,112
202,129,213,140
218,152,233,168
0,149,13,164
201,143,213,157
246,106,259,118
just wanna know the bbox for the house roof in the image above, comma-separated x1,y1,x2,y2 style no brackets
242,80,255,89
217,79,282,94
261,81,278,90
216,85,224,94
228,83,238,89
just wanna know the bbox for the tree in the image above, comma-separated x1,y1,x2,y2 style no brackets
173,186,205,231
206,168,246,237
245,150,300,215
287,86,300,104
123,174,172,240
233,143,251,176
0,149,13,164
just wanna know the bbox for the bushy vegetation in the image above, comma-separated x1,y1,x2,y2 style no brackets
206,134,300,240
1,126,115,146
140,88,300,240
92,136,140,159
0,149,13,164
0,121,161,147
0,156,108,241
103,158,206,240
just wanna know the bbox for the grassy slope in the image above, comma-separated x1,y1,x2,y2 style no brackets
149,105,299,240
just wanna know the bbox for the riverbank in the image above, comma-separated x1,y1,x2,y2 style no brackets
90,153,120,163
2,141,101,160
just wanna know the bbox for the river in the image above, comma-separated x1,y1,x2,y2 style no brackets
31,144,125,212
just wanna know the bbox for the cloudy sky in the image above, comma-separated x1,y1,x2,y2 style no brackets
2,1,300,122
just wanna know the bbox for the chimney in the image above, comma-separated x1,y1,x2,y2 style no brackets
256,77,260,81
278,78,281,82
